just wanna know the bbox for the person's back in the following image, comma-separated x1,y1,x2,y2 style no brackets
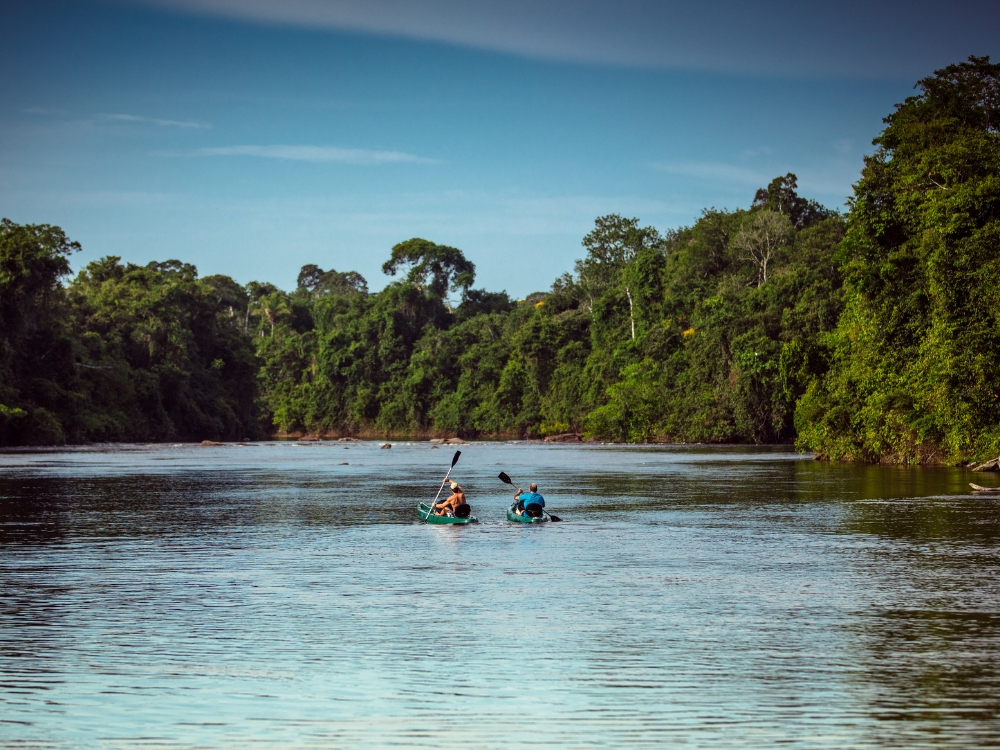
515,483,545,517
436,481,471,517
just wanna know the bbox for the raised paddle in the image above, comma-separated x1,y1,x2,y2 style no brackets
427,450,462,517
498,471,561,522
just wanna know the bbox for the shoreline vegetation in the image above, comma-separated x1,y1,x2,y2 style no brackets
2,58,999,466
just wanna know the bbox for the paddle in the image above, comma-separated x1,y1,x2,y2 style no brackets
498,471,561,521
426,450,461,517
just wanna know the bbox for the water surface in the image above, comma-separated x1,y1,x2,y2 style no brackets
2,442,999,748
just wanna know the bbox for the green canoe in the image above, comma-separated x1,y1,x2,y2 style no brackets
418,502,477,524
507,503,548,523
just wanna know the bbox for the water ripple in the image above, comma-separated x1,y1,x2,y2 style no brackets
2,442,999,747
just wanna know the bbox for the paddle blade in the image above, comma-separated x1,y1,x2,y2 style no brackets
498,472,512,485
451,450,461,466
548,514,562,522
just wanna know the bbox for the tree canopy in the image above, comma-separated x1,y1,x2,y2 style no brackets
3,57,998,465
381,238,475,300
751,173,835,229
796,55,1000,463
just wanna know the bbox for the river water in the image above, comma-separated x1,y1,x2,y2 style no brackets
1,442,998,748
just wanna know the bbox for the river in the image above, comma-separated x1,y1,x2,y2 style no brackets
2,442,998,748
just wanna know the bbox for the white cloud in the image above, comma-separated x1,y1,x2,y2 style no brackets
194,144,438,164
99,113,209,128
124,0,998,79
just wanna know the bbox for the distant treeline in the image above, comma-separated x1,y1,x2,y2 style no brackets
2,57,998,464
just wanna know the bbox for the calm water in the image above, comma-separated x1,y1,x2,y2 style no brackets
2,442,999,748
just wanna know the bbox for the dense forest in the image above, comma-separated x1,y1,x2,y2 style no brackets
1,57,998,464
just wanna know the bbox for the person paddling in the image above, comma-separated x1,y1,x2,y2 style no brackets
513,483,545,518
435,480,472,518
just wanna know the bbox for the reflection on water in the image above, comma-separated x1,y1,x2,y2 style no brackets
2,442,999,747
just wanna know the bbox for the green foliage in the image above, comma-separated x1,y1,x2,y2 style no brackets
68,258,260,442
575,202,844,444
297,264,368,297
796,56,1000,464
752,173,836,229
0,230,260,445
0,219,79,445
5,57,994,461
382,238,475,300
242,187,842,444
1,180,844,446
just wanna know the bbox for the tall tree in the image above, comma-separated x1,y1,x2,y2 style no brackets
730,211,794,287
297,264,367,297
796,56,1000,463
576,215,664,338
752,173,834,229
382,239,475,300
0,220,79,444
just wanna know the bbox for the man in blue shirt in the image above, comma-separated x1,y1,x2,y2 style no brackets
514,483,545,518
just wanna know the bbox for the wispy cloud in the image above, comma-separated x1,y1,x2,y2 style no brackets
99,113,210,129
128,0,998,79
195,145,438,165
649,161,768,186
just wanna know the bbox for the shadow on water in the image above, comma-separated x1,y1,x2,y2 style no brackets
0,472,423,546
800,464,1000,744
858,609,1000,724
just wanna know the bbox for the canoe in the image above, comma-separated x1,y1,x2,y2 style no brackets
418,502,477,524
970,483,1000,493
507,503,547,523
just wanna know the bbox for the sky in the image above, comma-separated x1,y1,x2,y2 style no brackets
0,0,995,297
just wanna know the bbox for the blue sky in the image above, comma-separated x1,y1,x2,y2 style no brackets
1,0,995,297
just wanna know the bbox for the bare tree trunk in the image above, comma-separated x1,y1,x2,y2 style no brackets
732,211,791,288
625,286,635,340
